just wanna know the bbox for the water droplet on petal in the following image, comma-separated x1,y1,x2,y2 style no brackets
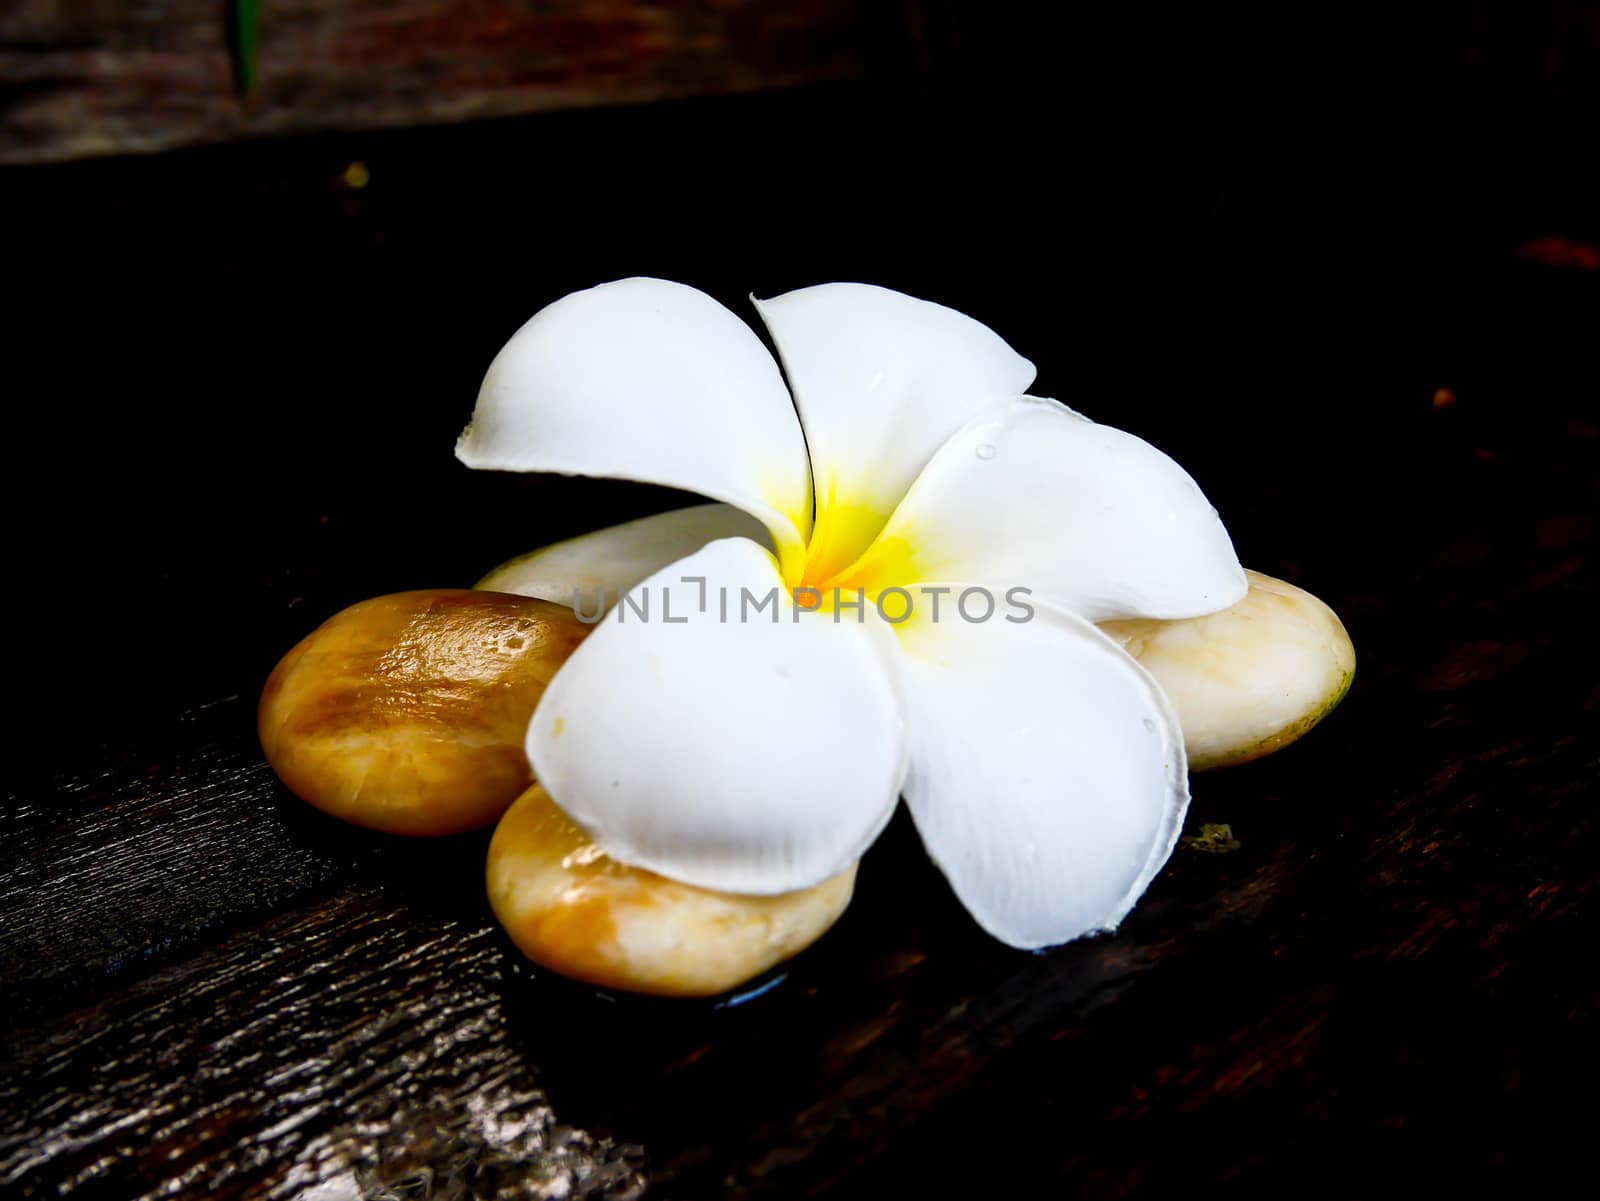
1142,718,1157,733
975,443,998,461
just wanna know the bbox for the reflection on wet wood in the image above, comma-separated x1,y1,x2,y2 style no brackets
2,873,645,1199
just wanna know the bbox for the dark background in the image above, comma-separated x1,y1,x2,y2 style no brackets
3,4,1597,1198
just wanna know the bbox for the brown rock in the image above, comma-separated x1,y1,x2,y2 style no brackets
488,785,856,997
259,590,589,835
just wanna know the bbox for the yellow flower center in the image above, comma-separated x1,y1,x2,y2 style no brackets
784,486,923,610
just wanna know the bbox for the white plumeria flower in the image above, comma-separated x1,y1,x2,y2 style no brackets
457,279,1247,949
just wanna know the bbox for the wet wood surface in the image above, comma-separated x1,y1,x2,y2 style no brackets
3,73,1597,1198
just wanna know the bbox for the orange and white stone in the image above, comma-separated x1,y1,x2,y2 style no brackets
487,785,856,997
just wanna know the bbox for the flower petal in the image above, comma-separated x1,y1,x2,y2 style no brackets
842,397,1247,622
457,278,813,577
895,601,1188,949
752,284,1035,581
477,503,770,612
527,537,908,895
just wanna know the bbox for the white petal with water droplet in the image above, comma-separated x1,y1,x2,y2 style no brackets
844,397,1247,622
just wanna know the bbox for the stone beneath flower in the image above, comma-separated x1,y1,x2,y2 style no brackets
259,590,589,835
1102,571,1356,770
488,785,856,997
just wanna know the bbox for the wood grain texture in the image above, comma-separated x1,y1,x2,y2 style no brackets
2,881,646,1200
0,0,884,163
0,700,357,1025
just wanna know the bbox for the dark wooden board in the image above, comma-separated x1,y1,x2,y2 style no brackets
0,0,892,164
4,47,1599,1199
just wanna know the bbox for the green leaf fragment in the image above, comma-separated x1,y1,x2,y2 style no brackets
229,0,259,99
